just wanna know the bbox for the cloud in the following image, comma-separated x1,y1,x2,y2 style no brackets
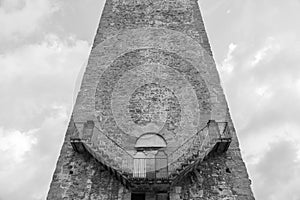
232,33,300,136
0,128,37,165
0,0,94,199
216,32,300,136
0,34,90,200
0,34,90,130
218,43,237,75
250,140,300,200
250,37,281,67
218,34,300,198
209,1,300,198
0,0,59,41
45,0,105,43
0,107,69,200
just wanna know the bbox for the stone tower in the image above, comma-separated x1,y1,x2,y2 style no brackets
47,0,255,199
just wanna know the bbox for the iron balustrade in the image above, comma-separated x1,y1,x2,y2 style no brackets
129,157,169,179
217,122,231,139
167,122,211,173
71,120,231,181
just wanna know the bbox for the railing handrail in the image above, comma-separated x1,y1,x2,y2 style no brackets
168,123,209,158
72,120,231,177
72,120,81,138
73,120,229,160
167,124,211,169
215,121,230,138
73,121,134,159
199,126,210,150
94,125,134,159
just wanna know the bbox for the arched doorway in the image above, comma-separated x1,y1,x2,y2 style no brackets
133,133,168,179
135,133,167,148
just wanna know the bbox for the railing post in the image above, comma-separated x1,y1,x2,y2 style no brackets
223,122,231,138
155,157,156,182
82,120,94,142
208,120,220,139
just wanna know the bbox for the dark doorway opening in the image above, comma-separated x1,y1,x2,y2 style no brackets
156,193,169,200
131,193,145,200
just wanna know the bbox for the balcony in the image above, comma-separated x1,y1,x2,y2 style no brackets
70,120,232,190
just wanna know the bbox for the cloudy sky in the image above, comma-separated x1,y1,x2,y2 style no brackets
0,0,300,199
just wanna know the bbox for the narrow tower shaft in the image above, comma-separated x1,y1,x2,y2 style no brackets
47,0,255,199
93,0,212,54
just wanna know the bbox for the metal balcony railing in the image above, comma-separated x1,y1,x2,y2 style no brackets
167,122,211,173
129,157,168,179
71,120,231,183
217,122,231,139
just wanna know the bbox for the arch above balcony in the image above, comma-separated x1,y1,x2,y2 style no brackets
135,133,167,148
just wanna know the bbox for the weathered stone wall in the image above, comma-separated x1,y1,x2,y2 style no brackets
170,121,255,200
47,0,255,199
47,118,132,200
47,119,254,199
93,0,212,55
72,27,227,153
